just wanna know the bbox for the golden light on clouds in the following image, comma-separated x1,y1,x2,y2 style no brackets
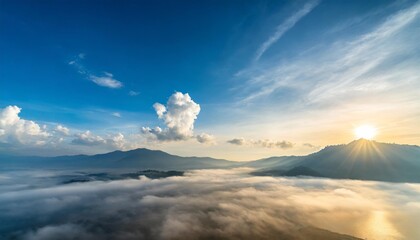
355,125,377,140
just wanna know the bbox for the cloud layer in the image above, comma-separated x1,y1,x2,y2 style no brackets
227,138,294,149
0,169,419,240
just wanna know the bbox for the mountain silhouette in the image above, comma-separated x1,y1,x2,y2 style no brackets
0,148,236,170
251,139,420,182
1,139,419,182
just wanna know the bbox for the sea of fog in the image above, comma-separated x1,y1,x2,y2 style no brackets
1,168,419,240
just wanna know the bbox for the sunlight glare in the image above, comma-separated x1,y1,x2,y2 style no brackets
355,125,377,140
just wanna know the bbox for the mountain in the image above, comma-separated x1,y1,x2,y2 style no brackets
0,148,238,170
1,139,420,182
252,139,420,183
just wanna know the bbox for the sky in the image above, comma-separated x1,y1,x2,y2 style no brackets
1,0,420,160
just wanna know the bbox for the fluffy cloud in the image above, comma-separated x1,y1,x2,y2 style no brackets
142,92,202,142
227,138,294,149
71,131,106,146
0,106,50,145
196,133,216,144
0,105,132,153
0,169,418,240
71,131,126,149
55,125,70,136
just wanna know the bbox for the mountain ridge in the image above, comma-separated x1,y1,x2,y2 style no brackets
252,139,420,182
1,139,419,182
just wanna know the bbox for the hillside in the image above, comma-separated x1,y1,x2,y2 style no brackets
253,139,420,182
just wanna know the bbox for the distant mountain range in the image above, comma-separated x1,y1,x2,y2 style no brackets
249,139,420,183
0,148,234,170
1,139,420,182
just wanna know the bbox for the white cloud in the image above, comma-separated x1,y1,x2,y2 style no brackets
0,106,133,153
71,131,106,146
0,106,50,145
108,133,125,149
255,0,319,61
196,133,216,145
69,54,123,89
71,131,126,150
240,1,420,104
111,112,121,118
55,125,70,136
227,138,294,149
128,90,140,96
89,72,123,89
142,92,202,142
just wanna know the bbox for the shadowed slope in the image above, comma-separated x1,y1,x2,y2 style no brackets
254,139,420,182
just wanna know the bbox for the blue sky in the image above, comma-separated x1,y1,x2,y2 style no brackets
1,0,420,160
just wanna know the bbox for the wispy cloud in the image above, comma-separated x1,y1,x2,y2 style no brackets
69,54,123,89
111,112,121,118
254,0,319,61
128,90,140,96
239,1,420,105
220,2,420,148
89,72,123,89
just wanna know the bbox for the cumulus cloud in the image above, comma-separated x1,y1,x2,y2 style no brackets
71,131,126,149
0,106,133,153
227,138,294,149
0,106,50,145
142,92,203,142
108,133,125,149
196,133,216,144
71,131,106,146
0,169,418,240
55,125,70,136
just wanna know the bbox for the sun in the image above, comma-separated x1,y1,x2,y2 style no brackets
354,125,377,140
